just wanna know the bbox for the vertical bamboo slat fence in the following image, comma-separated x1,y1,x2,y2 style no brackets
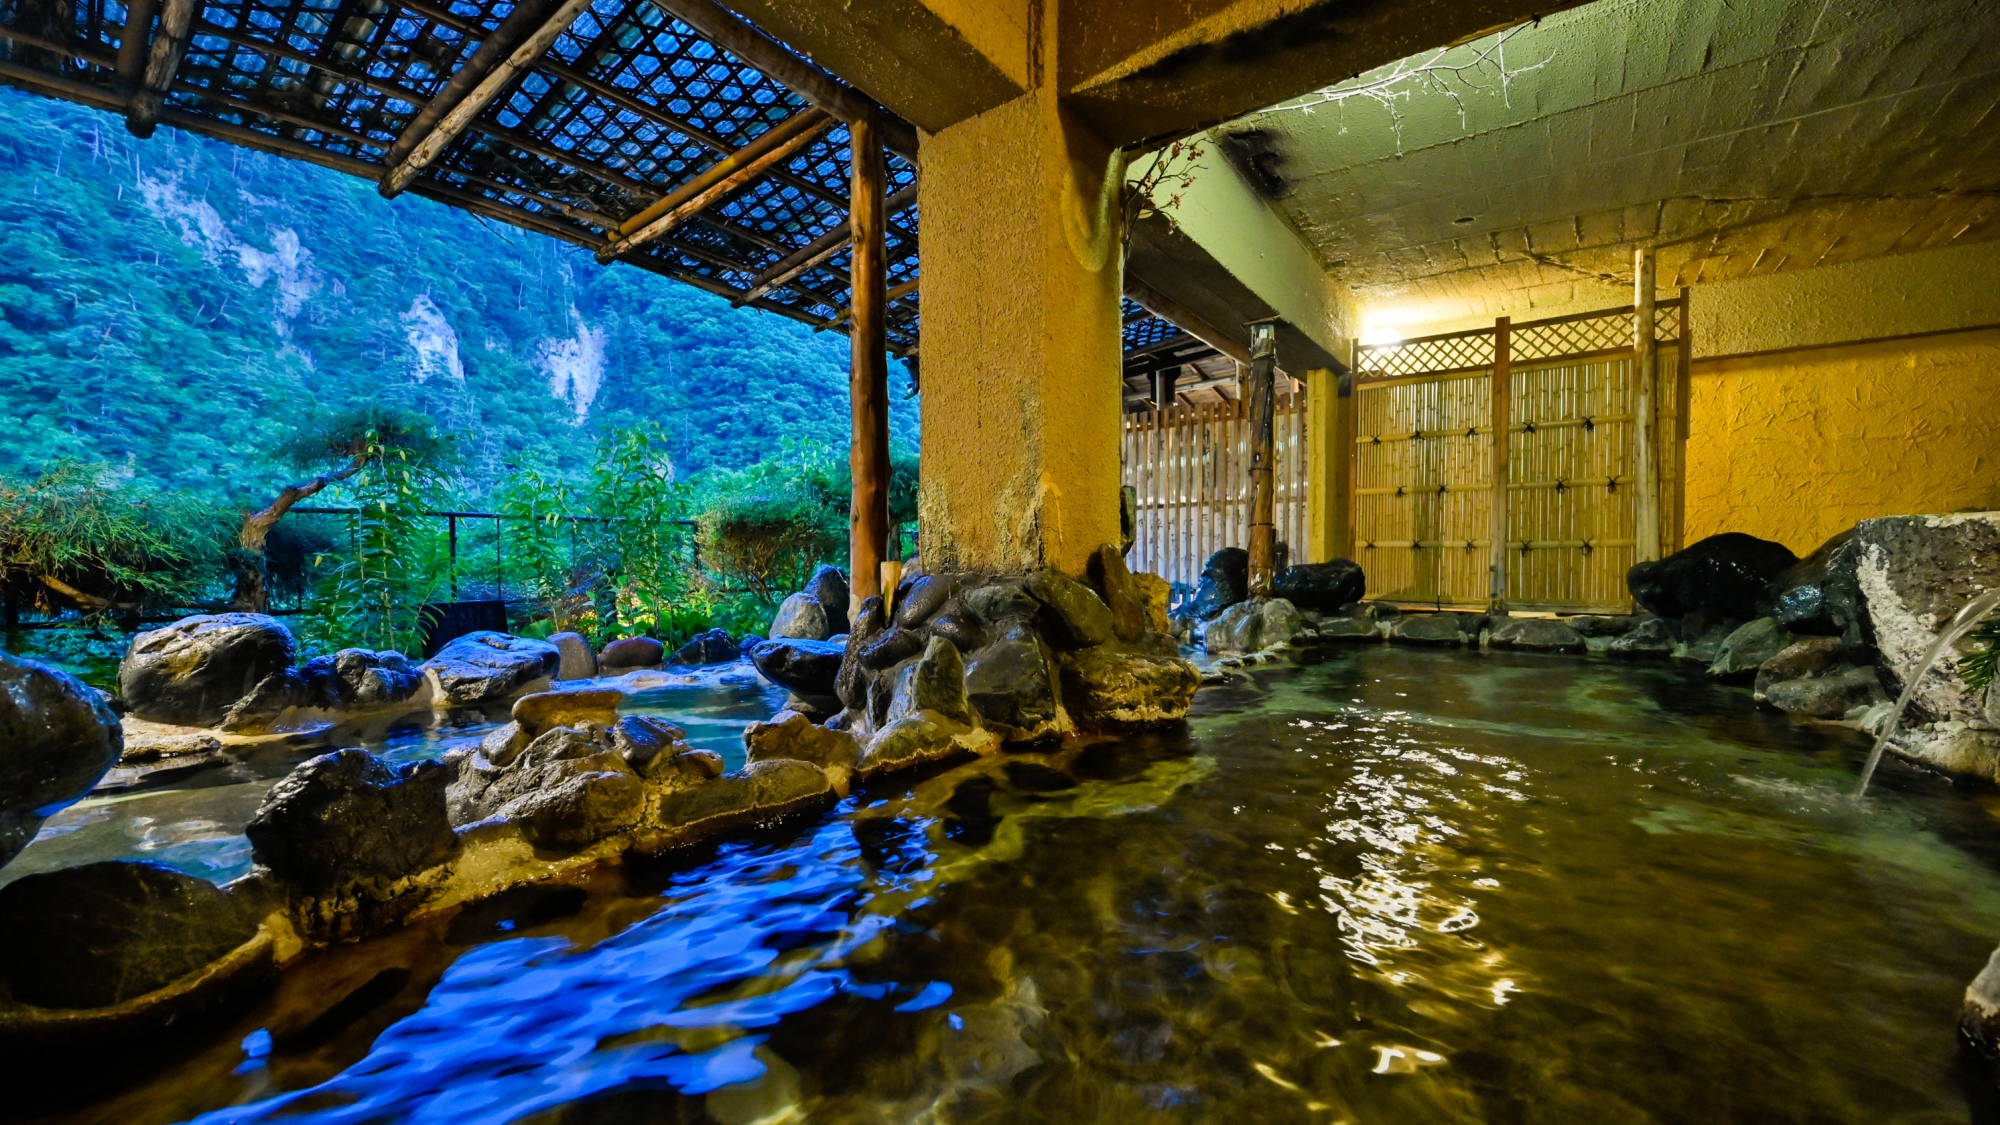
1354,298,1688,612
1121,397,1307,590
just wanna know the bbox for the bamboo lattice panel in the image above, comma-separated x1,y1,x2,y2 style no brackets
1352,373,1494,607
1121,398,1308,591
1505,356,1639,611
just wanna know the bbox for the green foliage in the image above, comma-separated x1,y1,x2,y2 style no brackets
1964,621,2000,695
276,404,450,474
301,427,456,654
0,460,230,613
695,442,847,608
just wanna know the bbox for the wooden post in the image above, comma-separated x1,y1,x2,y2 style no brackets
1246,321,1278,595
1339,341,1358,561
1490,316,1511,611
1152,365,1177,412
1674,286,1692,554
1633,248,1660,564
847,113,890,619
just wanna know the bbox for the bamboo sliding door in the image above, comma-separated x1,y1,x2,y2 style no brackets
1121,397,1307,591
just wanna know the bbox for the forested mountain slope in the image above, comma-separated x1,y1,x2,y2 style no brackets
0,88,917,501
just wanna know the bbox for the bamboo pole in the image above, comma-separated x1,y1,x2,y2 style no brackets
125,0,195,137
597,107,833,261
379,0,596,197
379,0,554,174
1675,287,1692,553
114,0,161,95
847,114,891,617
1490,316,1511,610
1632,248,1660,563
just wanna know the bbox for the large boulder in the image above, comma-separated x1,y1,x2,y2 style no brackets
1390,612,1479,648
885,636,972,726
1754,637,1853,701
654,759,835,840
744,710,861,776
449,718,716,851
548,632,597,681
1060,647,1200,726
119,613,296,727
860,711,974,780
964,625,1061,741
770,593,830,641
1025,570,1116,649
1191,547,1249,620
1760,665,1886,719
421,632,560,707
1706,618,1794,682
894,574,957,629
1759,531,1864,641
1272,560,1366,613
1086,545,1148,643
1130,572,1173,636
1607,615,1677,659
0,860,258,1009
1626,533,1798,621
1487,617,1586,654
597,635,665,672
0,652,122,869
245,749,456,896
669,629,739,666
290,649,425,712
751,638,845,700
807,565,851,634
1206,597,1303,653
1851,512,2000,723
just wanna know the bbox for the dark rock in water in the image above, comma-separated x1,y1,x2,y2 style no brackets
1568,614,1638,638
1673,610,1742,666
929,607,989,653
888,636,972,726
836,597,889,712
0,860,257,1009
1087,544,1148,643
1487,618,1587,653
0,652,122,869
1850,513,2000,723
894,574,956,628
860,625,928,670
861,711,972,779
1754,637,1853,701
548,632,597,681
738,634,766,656
331,649,425,706
752,637,845,698
1315,613,1381,641
120,613,297,727
1272,560,1366,612
807,565,851,634
1060,646,1200,726
287,649,424,715
1627,533,1798,620
517,770,647,851
1607,615,1677,659
770,593,830,641
654,759,834,839
743,710,861,775
1761,665,1885,719
1192,547,1249,620
1759,530,1862,640
1026,570,1115,649
422,632,561,706
1706,618,1794,681
510,689,622,737
669,628,739,666
962,580,1039,624
1389,613,1476,647
964,626,1059,740
598,635,665,672
1206,597,1303,653
246,749,456,895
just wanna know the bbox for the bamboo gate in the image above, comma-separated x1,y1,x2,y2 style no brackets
1353,297,1689,611
1122,395,1309,591
1118,296,1689,612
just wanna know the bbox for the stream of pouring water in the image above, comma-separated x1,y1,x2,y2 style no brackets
1853,587,2000,799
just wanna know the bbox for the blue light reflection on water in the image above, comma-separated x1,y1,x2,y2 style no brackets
197,812,944,1125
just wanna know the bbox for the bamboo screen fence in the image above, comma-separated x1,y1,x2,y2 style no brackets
1122,397,1309,590
1355,299,1687,612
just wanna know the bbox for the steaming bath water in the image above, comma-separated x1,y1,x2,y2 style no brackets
14,648,2000,1124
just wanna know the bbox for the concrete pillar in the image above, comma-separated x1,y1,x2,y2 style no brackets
916,13,1124,577
1304,366,1350,563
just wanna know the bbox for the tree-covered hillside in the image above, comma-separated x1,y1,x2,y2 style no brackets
0,88,917,503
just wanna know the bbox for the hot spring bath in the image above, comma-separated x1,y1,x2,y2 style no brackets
13,647,2000,1124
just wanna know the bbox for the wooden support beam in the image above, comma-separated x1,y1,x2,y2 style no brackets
847,113,891,614
379,0,554,176
596,107,832,263
1151,365,1177,411
1633,248,1660,565
737,183,916,305
125,0,196,137
1489,316,1511,609
1246,321,1278,596
1123,276,1253,367
644,0,919,162
114,0,161,95
379,0,596,198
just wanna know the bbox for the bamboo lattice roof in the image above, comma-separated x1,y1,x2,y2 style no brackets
0,0,927,350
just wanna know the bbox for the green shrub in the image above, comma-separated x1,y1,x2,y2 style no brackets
0,460,231,615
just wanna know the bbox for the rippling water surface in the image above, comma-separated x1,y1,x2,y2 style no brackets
19,648,2000,1124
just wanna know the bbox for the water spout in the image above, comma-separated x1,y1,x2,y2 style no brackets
1853,586,2000,799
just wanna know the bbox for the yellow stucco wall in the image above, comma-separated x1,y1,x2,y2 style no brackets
1684,327,2000,554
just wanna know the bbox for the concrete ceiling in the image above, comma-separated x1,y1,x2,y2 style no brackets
1215,0,2000,335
